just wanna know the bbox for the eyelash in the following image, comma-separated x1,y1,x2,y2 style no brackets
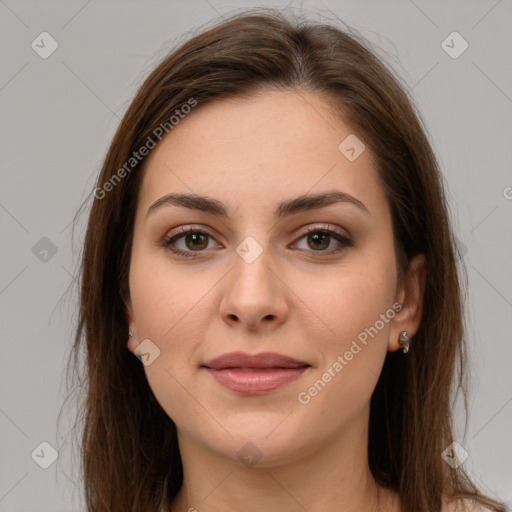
161,224,353,259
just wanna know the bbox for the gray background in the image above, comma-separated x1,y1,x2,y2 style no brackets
1,0,511,510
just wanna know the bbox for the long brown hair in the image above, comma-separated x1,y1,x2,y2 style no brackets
63,7,509,512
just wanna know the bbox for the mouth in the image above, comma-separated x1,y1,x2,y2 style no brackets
202,367,310,395
201,351,311,395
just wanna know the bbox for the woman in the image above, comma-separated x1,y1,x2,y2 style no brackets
67,7,509,512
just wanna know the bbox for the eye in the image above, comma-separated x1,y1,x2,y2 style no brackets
162,227,219,258
292,224,353,255
161,223,353,259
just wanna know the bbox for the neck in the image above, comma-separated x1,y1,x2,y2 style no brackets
168,404,398,512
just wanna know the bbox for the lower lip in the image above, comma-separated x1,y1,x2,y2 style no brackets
203,367,309,395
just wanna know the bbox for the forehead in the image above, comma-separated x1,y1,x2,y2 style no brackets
137,89,386,218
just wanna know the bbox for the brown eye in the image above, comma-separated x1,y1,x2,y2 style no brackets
183,232,209,250
306,232,331,251
293,225,353,255
162,224,352,259
162,228,218,258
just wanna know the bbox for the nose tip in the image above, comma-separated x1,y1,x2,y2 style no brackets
220,262,288,332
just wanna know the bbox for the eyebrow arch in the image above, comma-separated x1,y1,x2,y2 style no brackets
146,190,371,219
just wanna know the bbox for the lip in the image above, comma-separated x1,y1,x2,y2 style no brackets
201,351,310,395
203,351,309,370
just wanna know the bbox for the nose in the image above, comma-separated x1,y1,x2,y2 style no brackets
219,246,289,333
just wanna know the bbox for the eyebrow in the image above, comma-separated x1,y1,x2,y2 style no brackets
145,190,371,219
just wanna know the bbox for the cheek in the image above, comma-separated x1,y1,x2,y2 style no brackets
304,257,397,343
297,254,396,396
128,253,215,426
289,273,396,452
129,249,216,341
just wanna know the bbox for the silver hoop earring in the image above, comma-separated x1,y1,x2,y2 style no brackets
128,331,133,338
399,331,410,354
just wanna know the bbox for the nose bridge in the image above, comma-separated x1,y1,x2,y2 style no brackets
231,234,276,297
219,231,288,329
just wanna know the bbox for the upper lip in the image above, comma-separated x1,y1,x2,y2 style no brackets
202,351,310,370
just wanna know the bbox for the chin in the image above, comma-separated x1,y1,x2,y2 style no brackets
199,416,312,468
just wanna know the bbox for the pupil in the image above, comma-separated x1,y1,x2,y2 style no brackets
309,232,329,250
187,233,208,250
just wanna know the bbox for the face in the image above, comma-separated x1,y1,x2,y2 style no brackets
126,89,424,466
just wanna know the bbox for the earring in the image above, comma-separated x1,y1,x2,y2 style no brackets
128,331,133,338
399,331,410,353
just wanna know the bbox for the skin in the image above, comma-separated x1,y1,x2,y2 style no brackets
125,88,427,512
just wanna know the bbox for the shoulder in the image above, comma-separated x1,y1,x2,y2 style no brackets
442,497,497,512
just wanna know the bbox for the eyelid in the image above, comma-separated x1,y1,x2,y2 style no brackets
164,222,350,242
166,224,215,237
162,224,221,255
162,222,353,258
293,222,350,241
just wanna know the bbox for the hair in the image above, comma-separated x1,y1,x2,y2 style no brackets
63,7,509,512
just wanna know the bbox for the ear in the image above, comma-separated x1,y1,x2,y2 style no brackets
124,296,138,354
388,253,427,352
